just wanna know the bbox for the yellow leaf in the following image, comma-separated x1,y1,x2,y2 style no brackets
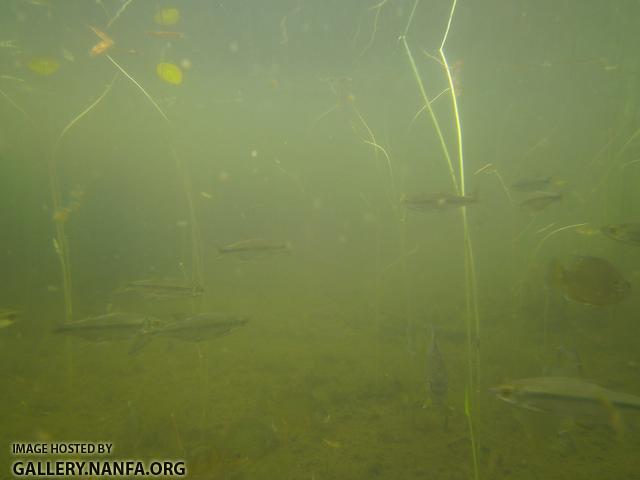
154,8,180,26
156,62,183,85
27,57,60,76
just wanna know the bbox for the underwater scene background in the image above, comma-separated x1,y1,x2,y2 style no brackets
1,0,640,478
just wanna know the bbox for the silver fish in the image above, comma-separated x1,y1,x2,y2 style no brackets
117,280,204,300
402,191,478,212
217,238,291,260
129,313,248,354
54,312,161,342
492,377,640,418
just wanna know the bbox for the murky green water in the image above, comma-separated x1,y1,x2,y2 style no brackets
1,1,640,478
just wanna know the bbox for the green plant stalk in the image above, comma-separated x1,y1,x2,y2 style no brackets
106,55,205,298
438,1,482,389
106,0,134,28
404,1,481,478
441,2,482,472
106,55,170,125
532,223,588,260
465,387,480,480
170,145,205,290
401,36,459,193
50,77,117,323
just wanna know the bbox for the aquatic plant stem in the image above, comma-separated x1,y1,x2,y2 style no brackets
517,222,588,321
105,54,170,125
107,0,135,29
50,77,117,324
465,387,480,480
53,77,116,153
404,2,481,478
358,0,389,60
0,88,75,323
362,139,397,198
441,3,482,474
400,36,458,193
105,54,205,298
532,223,588,260
439,2,482,393
0,87,36,126
170,145,205,290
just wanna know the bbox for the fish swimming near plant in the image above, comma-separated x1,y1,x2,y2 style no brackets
402,191,478,212
548,255,630,306
217,238,292,260
601,223,640,246
519,192,562,212
129,313,249,354
492,377,640,431
53,312,161,342
116,279,204,300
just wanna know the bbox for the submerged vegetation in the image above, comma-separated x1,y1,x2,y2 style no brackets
1,0,640,478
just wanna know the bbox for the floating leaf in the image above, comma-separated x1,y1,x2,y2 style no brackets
154,8,180,26
27,57,60,76
156,62,183,85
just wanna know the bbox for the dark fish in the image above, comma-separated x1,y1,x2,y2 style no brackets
218,238,291,260
402,191,478,211
493,377,640,416
129,313,248,354
53,312,161,342
519,192,562,211
117,280,204,300
548,256,630,306
601,223,640,246
426,327,448,405
511,176,552,192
